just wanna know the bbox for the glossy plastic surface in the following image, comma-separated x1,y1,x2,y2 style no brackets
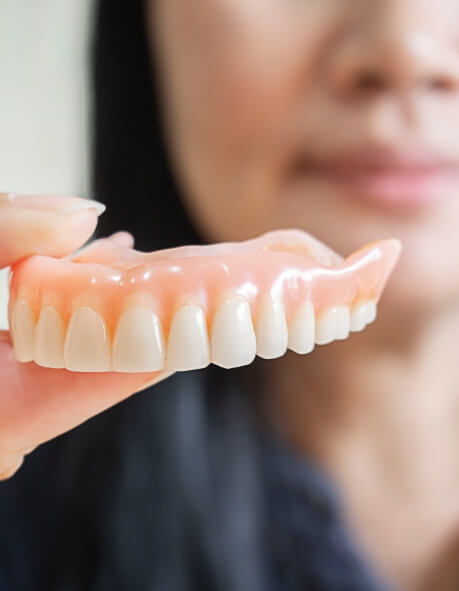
9,229,401,371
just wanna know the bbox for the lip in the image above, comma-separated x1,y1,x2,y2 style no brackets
292,148,459,210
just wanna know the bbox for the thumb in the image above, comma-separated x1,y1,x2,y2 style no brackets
0,192,106,269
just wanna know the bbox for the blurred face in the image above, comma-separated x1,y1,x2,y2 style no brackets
148,0,459,312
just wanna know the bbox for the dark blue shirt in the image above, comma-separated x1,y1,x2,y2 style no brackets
0,414,392,591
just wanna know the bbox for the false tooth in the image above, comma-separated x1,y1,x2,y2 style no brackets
11,299,35,362
350,302,367,332
256,299,288,359
334,306,351,340
113,307,165,372
365,301,377,324
64,307,111,372
166,305,210,371
288,301,315,354
211,296,256,369
350,301,377,332
315,308,338,345
34,306,65,368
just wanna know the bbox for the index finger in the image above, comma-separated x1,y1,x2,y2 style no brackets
0,193,105,268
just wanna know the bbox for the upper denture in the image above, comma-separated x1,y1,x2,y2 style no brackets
8,229,401,372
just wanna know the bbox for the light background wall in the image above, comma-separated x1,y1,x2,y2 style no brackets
0,0,93,328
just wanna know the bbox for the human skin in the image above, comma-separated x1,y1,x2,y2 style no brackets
0,194,170,479
148,0,459,588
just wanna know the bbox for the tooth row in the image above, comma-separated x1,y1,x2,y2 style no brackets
11,297,377,372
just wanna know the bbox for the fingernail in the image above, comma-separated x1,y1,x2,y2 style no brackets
7,193,106,216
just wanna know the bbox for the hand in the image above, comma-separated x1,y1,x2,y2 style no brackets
0,193,171,479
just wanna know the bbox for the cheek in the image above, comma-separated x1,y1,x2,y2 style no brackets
152,0,336,240
390,214,459,308
303,191,459,308
156,3,296,157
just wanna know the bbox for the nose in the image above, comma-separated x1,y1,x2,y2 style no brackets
327,3,459,99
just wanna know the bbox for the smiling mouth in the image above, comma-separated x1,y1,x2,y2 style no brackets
292,148,459,210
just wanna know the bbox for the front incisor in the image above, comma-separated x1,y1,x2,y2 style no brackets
113,307,165,372
34,306,65,368
166,305,210,371
255,299,288,359
211,296,256,369
64,307,111,372
11,299,35,362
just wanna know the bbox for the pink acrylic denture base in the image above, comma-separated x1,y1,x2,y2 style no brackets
9,229,401,338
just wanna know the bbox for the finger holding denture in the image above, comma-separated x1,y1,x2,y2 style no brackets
8,229,401,372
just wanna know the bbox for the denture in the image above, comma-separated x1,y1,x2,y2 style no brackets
8,230,401,372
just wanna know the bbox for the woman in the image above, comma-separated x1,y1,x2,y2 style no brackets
1,0,459,589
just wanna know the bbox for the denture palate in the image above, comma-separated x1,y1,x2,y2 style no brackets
9,230,400,372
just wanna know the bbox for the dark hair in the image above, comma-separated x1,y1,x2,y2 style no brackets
47,1,266,589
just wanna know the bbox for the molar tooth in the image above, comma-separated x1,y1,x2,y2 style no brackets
256,299,288,359
113,307,165,372
288,301,315,354
11,299,35,362
64,307,111,372
34,306,65,368
211,296,256,369
350,301,377,332
334,306,351,340
315,308,338,345
365,301,377,324
166,305,210,371
350,302,367,332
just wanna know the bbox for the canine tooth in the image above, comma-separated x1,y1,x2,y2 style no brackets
166,305,210,371
334,306,351,340
350,301,377,332
288,301,315,354
315,308,338,345
256,299,288,359
113,307,165,372
34,306,65,368
211,296,256,369
11,299,35,362
64,307,111,372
